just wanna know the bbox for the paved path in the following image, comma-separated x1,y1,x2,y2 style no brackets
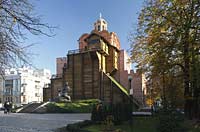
0,111,91,132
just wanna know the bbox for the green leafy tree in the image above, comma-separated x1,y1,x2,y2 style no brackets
130,0,200,119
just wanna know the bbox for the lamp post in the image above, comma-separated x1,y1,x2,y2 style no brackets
21,83,27,104
128,75,133,131
128,75,133,98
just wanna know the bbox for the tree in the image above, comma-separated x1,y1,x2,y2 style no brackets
130,0,200,119
0,0,53,74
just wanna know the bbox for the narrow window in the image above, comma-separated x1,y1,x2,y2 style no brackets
98,25,100,31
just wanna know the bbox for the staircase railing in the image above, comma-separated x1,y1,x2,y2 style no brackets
105,73,140,107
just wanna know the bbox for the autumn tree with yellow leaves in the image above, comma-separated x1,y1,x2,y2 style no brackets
131,0,200,119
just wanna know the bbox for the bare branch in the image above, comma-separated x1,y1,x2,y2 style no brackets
0,0,55,74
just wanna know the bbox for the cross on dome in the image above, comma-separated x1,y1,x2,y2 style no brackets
100,13,102,19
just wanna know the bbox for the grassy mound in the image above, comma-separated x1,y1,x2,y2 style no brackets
46,99,99,113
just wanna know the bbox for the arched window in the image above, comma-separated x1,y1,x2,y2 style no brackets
98,25,100,31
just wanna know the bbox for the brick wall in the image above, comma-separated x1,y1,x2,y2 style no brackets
56,57,67,75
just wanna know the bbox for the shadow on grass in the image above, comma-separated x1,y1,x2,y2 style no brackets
84,116,158,132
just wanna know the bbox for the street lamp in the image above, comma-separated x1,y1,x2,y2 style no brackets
128,75,133,132
128,75,133,96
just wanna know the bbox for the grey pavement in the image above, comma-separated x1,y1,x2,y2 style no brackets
0,111,91,132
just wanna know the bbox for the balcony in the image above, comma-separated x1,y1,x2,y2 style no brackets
4,92,12,95
68,40,109,56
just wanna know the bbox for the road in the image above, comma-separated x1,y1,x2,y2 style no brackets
0,111,91,132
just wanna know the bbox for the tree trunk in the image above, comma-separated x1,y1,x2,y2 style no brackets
183,32,192,119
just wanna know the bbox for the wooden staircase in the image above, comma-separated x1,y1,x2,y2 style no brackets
105,73,140,107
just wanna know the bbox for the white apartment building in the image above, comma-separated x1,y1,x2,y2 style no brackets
1,67,51,106
0,76,3,107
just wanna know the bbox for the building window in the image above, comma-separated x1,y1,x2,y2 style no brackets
113,51,118,69
16,97,18,103
5,80,13,87
23,96,26,102
15,79,18,91
98,25,100,31
89,39,99,44
35,93,39,97
5,88,11,95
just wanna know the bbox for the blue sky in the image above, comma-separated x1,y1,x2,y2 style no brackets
27,0,144,74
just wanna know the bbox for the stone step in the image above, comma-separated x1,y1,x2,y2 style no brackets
18,103,43,113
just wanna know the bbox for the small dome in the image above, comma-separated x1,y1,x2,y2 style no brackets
94,13,108,31
98,18,107,24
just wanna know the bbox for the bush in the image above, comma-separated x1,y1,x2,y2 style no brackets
157,108,186,132
46,103,69,113
91,103,132,125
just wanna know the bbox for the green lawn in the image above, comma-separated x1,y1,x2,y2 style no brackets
46,99,99,113
184,120,200,132
83,116,200,132
83,117,158,132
